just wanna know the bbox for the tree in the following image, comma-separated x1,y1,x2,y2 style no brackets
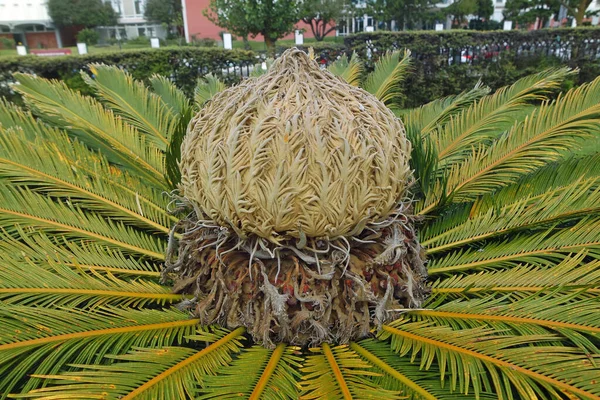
299,0,345,41
204,0,299,53
475,0,495,19
47,0,117,28
562,0,596,25
445,0,478,26
144,0,184,37
367,0,438,31
2,49,600,399
504,0,560,27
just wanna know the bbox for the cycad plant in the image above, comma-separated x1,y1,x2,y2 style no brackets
0,47,599,400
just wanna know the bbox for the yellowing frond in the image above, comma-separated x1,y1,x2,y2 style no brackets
301,343,402,400
15,327,244,400
13,73,166,187
327,52,363,86
84,64,179,149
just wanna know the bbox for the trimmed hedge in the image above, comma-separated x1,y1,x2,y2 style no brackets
344,28,600,107
1,29,599,107
0,47,257,102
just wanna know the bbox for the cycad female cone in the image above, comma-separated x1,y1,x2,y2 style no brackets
168,48,428,347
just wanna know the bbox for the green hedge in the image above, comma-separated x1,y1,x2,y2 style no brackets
344,28,600,107
0,47,257,102
1,29,599,107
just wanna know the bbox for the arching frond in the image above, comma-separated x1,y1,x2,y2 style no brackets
0,127,172,233
194,74,226,109
428,217,600,275
430,254,600,295
0,251,179,308
0,99,59,141
412,292,600,346
327,52,362,86
0,229,160,278
84,64,178,149
423,75,600,213
197,344,302,399
380,318,600,399
13,73,166,187
422,177,600,254
0,101,174,224
363,50,411,108
401,82,490,136
351,340,497,399
15,327,244,400
0,306,198,398
149,74,193,121
301,343,402,399
429,68,572,170
0,185,165,259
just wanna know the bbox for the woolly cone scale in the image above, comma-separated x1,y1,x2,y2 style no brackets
166,48,428,347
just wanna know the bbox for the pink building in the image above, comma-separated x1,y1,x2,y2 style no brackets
181,0,336,43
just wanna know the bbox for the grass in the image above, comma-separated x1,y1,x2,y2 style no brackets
0,36,343,57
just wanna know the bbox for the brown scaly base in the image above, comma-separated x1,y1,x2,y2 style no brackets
163,213,429,348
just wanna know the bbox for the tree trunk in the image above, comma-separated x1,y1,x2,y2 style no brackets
264,35,276,56
243,36,250,50
575,7,585,25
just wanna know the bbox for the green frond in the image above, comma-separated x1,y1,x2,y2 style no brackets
363,50,411,107
429,68,572,170
381,318,600,399
84,64,178,149
197,344,302,399
0,102,175,224
430,253,600,295
14,327,244,400
0,126,172,234
149,74,193,121
351,340,497,399
0,249,180,308
0,305,199,398
148,74,194,188
413,292,600,346
0,99,59,142
327,52,362,86
428,216,600,275
194,74,226,108
301,343,402,400
401,82,490,136
13,73,166,187
423,75,600,213
0,184,166,259
421,175,600,254
0,229,160,278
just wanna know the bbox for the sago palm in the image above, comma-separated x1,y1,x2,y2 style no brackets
0,47,598,399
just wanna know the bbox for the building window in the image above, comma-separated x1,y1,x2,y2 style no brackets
138,27,146,36
111,0,122,15
134,0,143,15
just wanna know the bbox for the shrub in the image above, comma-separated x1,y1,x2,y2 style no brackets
0,37,15,49
0,47,258,102
76,28,100,45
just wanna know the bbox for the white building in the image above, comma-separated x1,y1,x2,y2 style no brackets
98,0,166,42
0,0,63,48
